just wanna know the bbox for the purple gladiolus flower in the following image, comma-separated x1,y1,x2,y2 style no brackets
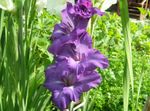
51,1,104,40
44,61,101,110
44,0,109,110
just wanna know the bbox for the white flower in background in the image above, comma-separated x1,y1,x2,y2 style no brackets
0,0,15,11
46,0,74,15
36,0,47,12
101,0,117,12
36,0,47,15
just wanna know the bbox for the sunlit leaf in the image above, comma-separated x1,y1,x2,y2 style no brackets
119,0,134,111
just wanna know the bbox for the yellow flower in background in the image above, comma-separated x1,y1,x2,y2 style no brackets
0,0,15,11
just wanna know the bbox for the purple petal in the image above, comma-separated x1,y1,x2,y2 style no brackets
51,3,75,40
92,7,105,16
51,24,69,40
44,65,65,91
52,87,81,110
61,3,75,32
81,50,109,70
75,0,93,8
49,31,92,56
78,32,92,48
44,61,71,91
75,71,101,92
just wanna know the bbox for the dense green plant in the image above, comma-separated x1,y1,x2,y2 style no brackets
87,13,150,111
0,1,58,110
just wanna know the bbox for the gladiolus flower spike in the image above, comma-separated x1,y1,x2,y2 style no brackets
44,0,109,110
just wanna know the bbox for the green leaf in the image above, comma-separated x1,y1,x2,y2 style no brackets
119,0,134,111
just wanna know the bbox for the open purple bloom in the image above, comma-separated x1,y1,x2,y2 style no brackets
65,49,109,73
51,1,104,40
74,0,104,18
44,61,101,110
49,31,108,73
